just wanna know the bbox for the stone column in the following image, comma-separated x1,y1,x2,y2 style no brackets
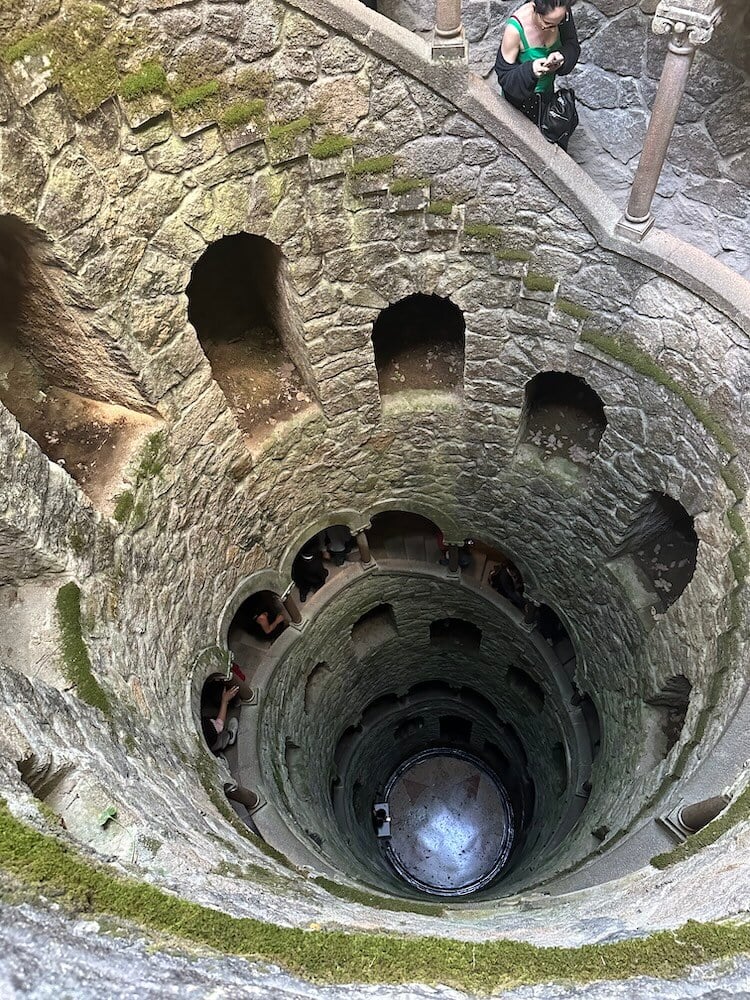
355,529,371,565
447,544,460,573
282,588,302,625
617,0,722,240
678,794,729,833
432,0,467,61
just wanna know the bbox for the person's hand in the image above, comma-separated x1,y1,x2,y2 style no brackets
222,684,240,702
532,57,547,77
546,52,564,71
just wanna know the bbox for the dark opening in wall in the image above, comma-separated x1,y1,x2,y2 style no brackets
0,216,158,510
371,292,465,396
186,233,318,445
646,674,692,755
395,715,424,740
519,371,606,467
551,742,569,794
572,685,602,758
351,603,397,653
439,715,472,743
430,617,482,650
614,492,698,612
367,510,443,563
506,666,545,714
228,589,287,658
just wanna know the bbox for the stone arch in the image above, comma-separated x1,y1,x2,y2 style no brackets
278,509,364,582
186,232,321,448
0,215,159,512
517,371,607,468
371,292,465,397
216,569,287,647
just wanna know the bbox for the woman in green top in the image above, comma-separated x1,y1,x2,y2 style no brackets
494,0,580,146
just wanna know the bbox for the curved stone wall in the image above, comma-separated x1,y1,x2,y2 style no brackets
0,0,749,994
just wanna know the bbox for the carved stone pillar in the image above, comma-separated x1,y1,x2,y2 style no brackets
678,794,729,833
617,0,722,240
355,529,371,565
432,0,467,61
282,588,302,625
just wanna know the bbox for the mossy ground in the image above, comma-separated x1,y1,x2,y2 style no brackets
2,801,750,992
55,583,111,715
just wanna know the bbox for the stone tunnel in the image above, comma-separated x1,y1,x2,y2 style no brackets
1,0,750,996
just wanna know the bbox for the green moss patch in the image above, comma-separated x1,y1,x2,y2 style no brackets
580,329,735,456
3,801,750,991
113,491,134,524
55,583,111,716
119,60,166,101
235,67,273,98
220,99,266,129
523,273,556,293
172,79,219,111
2,30,46,63
57,47,118,114
135,431,167,484
390,176,429,196
556,298,591,320
463,222,503,240
309,133,353,159
312,876,444,916
427,200,454,217
496,248,532,262
651,785,750,869
268,116,311,141
349,154,395,177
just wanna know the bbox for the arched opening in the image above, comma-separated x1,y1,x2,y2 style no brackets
506,666,545,714
367,510,444,563
518,371,606,467
351,603,397,653
186,233,318,445
645,674,692,757
371,292,465,396
0,216,158,510
227,588,288,658
430,617,482,650
614,492,698,612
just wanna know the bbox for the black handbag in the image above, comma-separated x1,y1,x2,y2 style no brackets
535,87,578,149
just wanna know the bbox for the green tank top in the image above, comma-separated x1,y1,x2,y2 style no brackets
507,14,563,94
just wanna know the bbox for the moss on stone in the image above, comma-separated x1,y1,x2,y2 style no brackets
56,47,118,114
349,154,395,177
2,30,46,63
580,329,735,456
113,491,134,523
426,199,454,217
309,133,353,159
172,79,219,111
268,116,311,141
720,465,746,503
495,248,532,262
651,784,750,869
4,800,750,990
119,60,166,101
235,66,273,98
556,298,591,320
390,176,429,195
219,98,266,129
135,431,167,484
66,526,86,556
463,222,502,240
523,273,556,293
311,876,444,916
55,583,111,716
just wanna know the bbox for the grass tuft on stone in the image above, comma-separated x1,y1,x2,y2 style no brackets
496,248,532,262
556,298,590,320
523,273,556,293
268,116,312,141
113,491,134,524
426,199,454,217
4,799,750,990
2,30,46,63
349,154,395,177
119,60,167,101
651,784,750,869
309,134,353,159
463,222,503,240
55,583,111,716
220,99,266,129
580,329,735,456
390,176,429,196
172,79,220,111
312,876,445,916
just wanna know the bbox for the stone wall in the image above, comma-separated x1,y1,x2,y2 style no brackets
377,0,750,278
0,0,749,992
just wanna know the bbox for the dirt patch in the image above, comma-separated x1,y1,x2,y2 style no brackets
523,402,602,466
377,340,463,394
201,325,314,444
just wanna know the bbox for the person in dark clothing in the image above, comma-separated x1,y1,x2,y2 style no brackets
494,0,580,148
360,0,377,8
200,674,241,753
292,541,329,602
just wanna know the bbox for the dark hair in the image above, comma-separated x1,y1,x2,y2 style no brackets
533,0,572,13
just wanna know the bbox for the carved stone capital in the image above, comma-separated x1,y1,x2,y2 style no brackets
652,0,723,45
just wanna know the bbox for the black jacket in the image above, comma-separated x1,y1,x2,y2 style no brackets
494,10,580,108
